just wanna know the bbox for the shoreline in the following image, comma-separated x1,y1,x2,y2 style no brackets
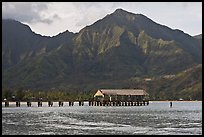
149,100,202,102
2,100,202,103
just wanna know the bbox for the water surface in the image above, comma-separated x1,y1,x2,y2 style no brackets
2,101,202,135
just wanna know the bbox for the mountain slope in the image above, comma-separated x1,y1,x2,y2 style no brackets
194,34,202,39
85,9,202,63
2,19,75,70
69,9,200,76
147,64,202,100
2,19,45,69
2,9,202,100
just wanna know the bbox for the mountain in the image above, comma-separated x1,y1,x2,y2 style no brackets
2,9,202,100
2,19,45,69
194,34,202,39
2,19,75,70
193,34,202,48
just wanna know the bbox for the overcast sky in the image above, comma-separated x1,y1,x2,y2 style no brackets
2,2,202,36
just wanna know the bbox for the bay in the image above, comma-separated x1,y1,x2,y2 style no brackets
2,101,202,135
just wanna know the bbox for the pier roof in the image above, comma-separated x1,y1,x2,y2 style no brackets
95,89,149,96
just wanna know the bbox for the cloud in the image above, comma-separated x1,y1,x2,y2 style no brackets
2,2,202,36
71,2,111,28
2,2,61,24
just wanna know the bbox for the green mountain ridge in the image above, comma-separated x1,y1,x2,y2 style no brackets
2,9,202,100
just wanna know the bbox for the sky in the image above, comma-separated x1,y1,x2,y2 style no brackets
2,2,202,37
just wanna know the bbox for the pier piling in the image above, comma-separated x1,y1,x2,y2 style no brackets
48,101,53,107
27,101,31,107
5,101,9,107
38,101,42,107
16,101,20,107
59,101,63,107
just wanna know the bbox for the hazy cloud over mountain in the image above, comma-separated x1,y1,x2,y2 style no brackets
2,2,60,24
2,2,202,36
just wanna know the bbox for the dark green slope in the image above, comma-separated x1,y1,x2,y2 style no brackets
137,31,197,75
2,19,46,69
147,64,202,100
87,9,201,63
2,19,75,70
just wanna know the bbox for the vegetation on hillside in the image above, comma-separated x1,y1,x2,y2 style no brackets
2,9,202,101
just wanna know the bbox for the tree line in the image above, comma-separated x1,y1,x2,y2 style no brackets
2,88,94,102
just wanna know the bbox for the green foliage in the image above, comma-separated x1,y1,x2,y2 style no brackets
146,64,202,100
2,88,13,100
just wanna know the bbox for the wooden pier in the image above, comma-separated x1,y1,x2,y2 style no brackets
88,100,149,106
2,89,150,108
2,100,149,107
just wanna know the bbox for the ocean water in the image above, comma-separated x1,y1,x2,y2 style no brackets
2,101,202,135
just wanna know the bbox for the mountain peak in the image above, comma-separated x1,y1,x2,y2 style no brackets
113,8,135,16
111,8,149,24
114,8,127,13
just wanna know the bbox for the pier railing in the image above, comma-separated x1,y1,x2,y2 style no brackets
2,100,149,107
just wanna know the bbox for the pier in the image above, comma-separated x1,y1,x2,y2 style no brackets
2,100,149,107
88,100,149,106
2,89,149,108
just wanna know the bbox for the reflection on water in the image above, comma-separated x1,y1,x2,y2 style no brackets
2,101,202,135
